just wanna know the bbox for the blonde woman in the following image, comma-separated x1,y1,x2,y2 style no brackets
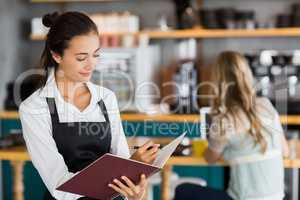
202,51,289,200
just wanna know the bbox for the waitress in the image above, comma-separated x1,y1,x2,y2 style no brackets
19,11,160,200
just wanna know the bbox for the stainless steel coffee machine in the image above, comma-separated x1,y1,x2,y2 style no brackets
246,50,274,98
169,60,198,114
246,50,300,114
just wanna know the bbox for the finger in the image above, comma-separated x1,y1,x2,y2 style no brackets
143,145,160,157
148,151,159,163
139,140,154,152
143,151,158,164
121,176,139,194
113,179,134,196
139,174,147,189
142,147,160,163
108,183,127,197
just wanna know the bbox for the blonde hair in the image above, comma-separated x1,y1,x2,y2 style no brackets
211,51,266,153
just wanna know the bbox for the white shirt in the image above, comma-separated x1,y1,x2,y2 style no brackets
208,98,285,200
19,69,130,200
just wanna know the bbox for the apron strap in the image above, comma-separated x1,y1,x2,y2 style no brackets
98,99,110,123
46,98,60,124
46,98,111,124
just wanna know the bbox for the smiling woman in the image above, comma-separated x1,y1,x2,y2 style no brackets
53,33,100,83
18,11,160,200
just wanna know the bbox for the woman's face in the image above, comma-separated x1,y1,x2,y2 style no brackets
53,32,100,83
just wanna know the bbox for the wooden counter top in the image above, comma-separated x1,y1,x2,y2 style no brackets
0,111,20,119
121,114,200,122
167,156,300,168
279,115,300,125
1,146,300,168
1,111,300,125
0,146,30,161
0,111,200,122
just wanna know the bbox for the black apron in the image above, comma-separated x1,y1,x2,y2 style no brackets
43,98,112,200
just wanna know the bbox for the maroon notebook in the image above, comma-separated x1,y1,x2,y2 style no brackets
56,153,160,200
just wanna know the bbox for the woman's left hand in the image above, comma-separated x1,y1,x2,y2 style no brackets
108,174,148,200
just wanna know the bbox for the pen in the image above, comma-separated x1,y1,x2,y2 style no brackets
132,145,162,150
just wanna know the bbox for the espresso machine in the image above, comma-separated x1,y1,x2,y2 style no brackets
284,51,300,114
169,60,199,114
246,50,300,114
245,50,275,99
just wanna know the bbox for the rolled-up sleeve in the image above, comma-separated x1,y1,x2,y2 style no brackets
19,104,83,200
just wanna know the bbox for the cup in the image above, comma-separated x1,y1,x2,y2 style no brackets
192,139,208,157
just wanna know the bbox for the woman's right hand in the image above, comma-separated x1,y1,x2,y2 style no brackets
130,140,160,164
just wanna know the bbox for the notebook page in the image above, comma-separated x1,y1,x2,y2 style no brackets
153,132,187,168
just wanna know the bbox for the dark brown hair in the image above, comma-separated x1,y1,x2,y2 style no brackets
40,11,98,85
